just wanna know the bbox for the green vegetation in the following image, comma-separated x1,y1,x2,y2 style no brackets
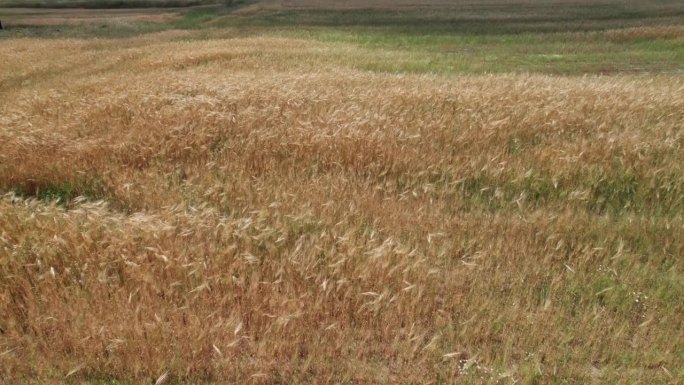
2,0,682,74
5,177,108,207
224,1,684,74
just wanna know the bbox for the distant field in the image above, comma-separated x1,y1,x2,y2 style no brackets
253,0,684,13
0,7,181,25
1,1,683,384
0,0,224,8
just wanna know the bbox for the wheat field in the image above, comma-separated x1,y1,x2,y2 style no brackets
1,5,684,384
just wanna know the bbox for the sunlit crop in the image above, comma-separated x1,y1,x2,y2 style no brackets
1,27,683,384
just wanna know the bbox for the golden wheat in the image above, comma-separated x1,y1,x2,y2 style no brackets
0,33,683,384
